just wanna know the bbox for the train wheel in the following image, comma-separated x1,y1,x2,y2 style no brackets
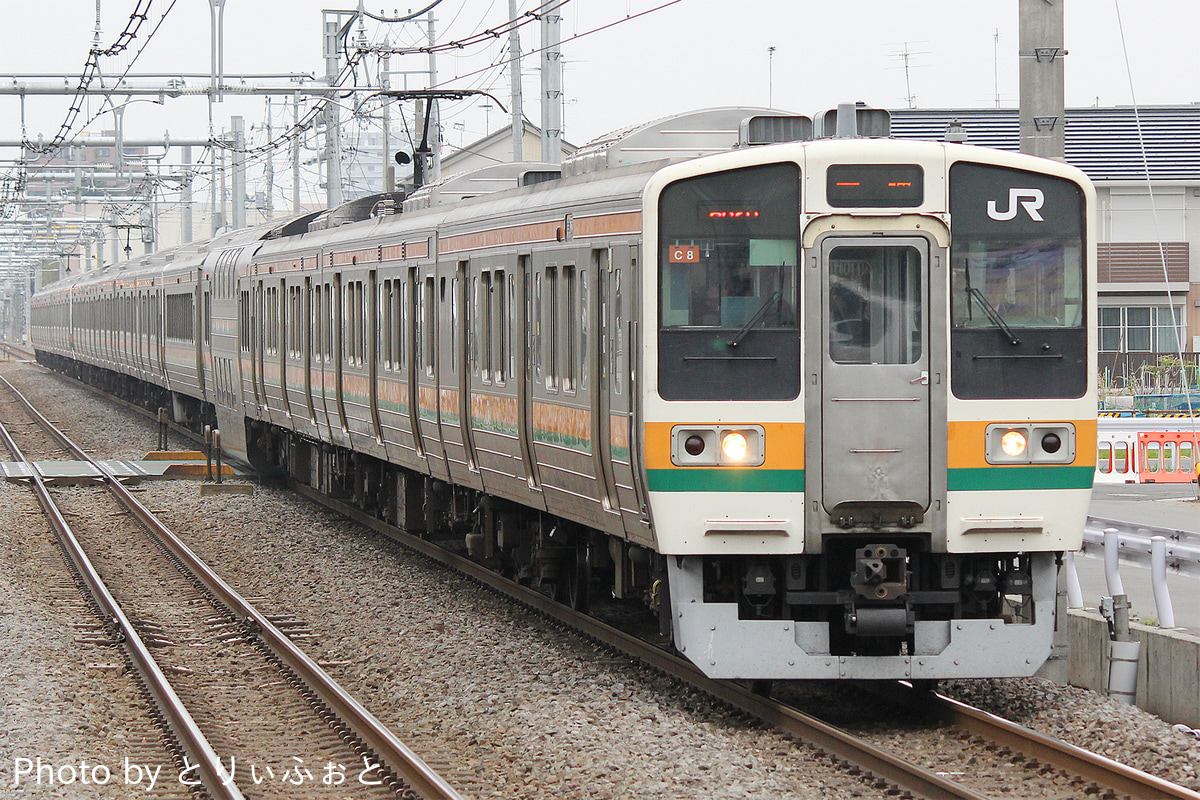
556,540,591,613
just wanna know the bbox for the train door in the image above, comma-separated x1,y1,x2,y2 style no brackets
592,248,621,518
367,269,383,442
405,266,423,456
197,271,209,400
304,277,315,423
278,276,291,419
251,278,264,411
816,236,931,528
157,288,168,382
518,254,541,490
333,273,349,432
455,261,480,473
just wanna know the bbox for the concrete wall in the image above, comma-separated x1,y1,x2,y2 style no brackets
1067,609,1200,728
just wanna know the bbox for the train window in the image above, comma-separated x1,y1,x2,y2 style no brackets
268,286,279,355
424,277,436,378
239,290,251,352
533,270,543,386
564,265,577,394
349,282,358,366
381,281,392,369
546,267,559,392
828,246,922,365
479,272,491,382
358,280,367,365
495,270,507,385
949,162,1087,399
579,267,589,392
613,266,624,396
400,277,410,370
391,280,401,370
657,162,800,401
313,285,322,361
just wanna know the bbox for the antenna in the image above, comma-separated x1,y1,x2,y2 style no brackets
994,29,1002,108
768,46,777,108
888,42,929,109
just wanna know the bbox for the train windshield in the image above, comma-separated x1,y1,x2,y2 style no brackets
657,162,800,401
951,239,1084,330
948,161,1088,399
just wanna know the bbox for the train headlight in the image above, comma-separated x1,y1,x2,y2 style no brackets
671,425,765,467
985,423,1076,465
1000,430,1028,457
721,431,749,462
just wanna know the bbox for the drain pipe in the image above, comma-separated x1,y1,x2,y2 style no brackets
1102,528,1140,704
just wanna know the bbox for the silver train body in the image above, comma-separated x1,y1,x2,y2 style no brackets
32,109,1097,681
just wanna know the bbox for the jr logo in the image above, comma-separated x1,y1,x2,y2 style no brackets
986,188,1045,221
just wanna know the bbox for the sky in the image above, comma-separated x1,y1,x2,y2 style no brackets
1,0,1198,208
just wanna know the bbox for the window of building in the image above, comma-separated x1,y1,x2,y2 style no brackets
1098,304,1184,353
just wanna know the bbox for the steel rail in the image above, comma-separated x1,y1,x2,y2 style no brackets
0,341,36,361
0,376,243,800
296,482,990,800
0,374,463,800
869,681,1200,800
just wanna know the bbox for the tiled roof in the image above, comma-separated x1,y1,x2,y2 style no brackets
888,106,1200,181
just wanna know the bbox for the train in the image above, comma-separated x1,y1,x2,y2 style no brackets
31,105,1097,681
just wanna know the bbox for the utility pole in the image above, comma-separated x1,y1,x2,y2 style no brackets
210,0,226,102
1018,0,1065,160
383,45,394,191
541,8,562,164
324,16,343,208
510,0,524,162
264,102,274,217
182,145,193,243
427,9,441,184
231,116,246,230
292,94,302,212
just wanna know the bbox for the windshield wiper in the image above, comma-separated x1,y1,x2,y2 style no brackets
967,287,1021,346
727,288,784,348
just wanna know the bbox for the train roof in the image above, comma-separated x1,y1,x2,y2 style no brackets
39,105,1093,300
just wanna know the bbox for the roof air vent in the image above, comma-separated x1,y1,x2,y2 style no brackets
738,115,814,147
816,102,892,139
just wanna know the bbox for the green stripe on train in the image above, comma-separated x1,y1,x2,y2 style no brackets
646,469,804,493
947,466,1095,491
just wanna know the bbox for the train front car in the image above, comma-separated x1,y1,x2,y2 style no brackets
643,138,1096,680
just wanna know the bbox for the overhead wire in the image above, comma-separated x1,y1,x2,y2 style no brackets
1112,0,1200,495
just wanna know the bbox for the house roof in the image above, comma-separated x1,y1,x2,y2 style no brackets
889,106,1200,182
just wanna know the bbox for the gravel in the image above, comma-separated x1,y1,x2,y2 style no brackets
4,357,1200,799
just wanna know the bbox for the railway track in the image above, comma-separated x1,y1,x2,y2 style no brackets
0,340,36,361
0,374,464,800
308,484,1200,800
11,359,1200,799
